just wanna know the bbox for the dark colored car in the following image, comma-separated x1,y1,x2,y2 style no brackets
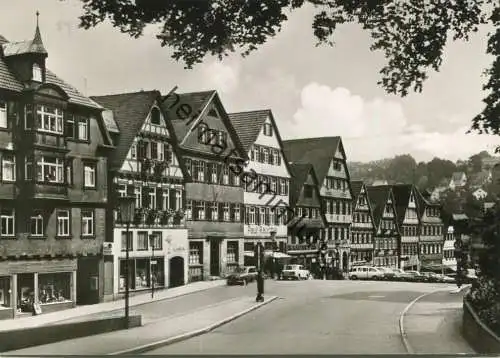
421,272,441,283
405,270,426,282
226,266,258,285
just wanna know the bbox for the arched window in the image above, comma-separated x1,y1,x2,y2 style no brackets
32,63,42,82
150,107,161,125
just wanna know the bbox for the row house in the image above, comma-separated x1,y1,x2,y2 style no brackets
366,186,399,268
283,137,353,274
392,185,420,270
416,190,445,270
0,19,112,319
287,163,326,271
162,91,248,281
91,90,189,300
228,110,291,264
350,181,375,265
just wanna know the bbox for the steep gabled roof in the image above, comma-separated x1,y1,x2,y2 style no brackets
391,184,413,226
451,171,466,182
161,90,247,159
91,90,160,169
365,185,391,228
351,180,364,202
282,137,341,184
289,163,314,208
228,109,292,177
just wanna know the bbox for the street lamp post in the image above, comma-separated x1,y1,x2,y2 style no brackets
255,241,264,302
118,195,136,329
270,231,277,280
149,233,156,299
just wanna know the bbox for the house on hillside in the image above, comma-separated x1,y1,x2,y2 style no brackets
469,170,492,190
472,188,488,201
449,172,467,190
430,186,448,202
482,156,500,170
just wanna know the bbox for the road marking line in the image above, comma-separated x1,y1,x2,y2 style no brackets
368,295,386,298
399,287,456,354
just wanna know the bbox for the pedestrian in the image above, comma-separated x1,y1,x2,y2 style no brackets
256,271,264,302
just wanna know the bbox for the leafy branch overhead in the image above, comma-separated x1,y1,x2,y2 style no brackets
74,0,498,132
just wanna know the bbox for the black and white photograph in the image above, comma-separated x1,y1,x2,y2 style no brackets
0,0,498,355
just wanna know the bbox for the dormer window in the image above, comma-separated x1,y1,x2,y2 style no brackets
32,63,42,82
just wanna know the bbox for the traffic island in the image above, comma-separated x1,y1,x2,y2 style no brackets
0,315,142,353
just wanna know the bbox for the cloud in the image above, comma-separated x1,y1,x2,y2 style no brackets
201,61,240,94
288,82,500,162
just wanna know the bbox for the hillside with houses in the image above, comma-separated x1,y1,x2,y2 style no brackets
348,151,500,218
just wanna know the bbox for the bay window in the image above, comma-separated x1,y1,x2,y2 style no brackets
37,156,64,183
2,154,15,181
36,104,63,134
57,210,70,237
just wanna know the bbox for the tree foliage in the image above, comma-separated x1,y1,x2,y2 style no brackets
70,0,498,134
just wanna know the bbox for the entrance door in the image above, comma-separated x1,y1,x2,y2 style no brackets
210,239,221,277
169,256,185,288
342,252,348,272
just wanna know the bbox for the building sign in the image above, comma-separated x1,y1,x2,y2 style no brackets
287,244,318,251
103,242,114,256
247,225,279,235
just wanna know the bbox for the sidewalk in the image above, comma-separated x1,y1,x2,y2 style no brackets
5,295,278,355
403,289,475,354
0,280,225,332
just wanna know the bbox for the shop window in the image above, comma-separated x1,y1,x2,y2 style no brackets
17,273,34,313
227,241,239,264
135,258,151,289
189,242,203,265
119,259,135,291
38,272,71,304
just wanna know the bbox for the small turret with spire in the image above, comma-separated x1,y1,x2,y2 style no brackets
1,11,48,83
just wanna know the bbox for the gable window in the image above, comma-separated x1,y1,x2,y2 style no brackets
2,154,15,181
30,212,44,237
333,161,341,171
208,108,218,118
263,123,273,136
0,101,6,128
32,63,42,82
84,163,96,188
57,210,70,237
36,104,63,134
0,209,14,236
77,117,89,140
198,126,208,144
37,156,64,183
130,144,137,159
150,108,161,125
81,210,94,237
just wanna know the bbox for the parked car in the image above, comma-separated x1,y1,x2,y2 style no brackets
390,268,408,281
281,264,310,280
435,274,455,283
226,266,258,285
404,270,426,282
420,272,441,283
377,267,396,281
349,266,384,280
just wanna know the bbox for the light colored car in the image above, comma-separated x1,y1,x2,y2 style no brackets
377,267,396,281
281,264,310,280
349,266,384,280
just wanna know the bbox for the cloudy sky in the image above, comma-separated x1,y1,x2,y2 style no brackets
1,1,499,163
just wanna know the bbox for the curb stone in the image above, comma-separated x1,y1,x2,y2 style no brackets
109,295,279,355
399,287,457,354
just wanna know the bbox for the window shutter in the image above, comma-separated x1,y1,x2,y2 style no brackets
182,190,186,210
25,104,34,129
265,208,270,225
156,188,163,209
245,206,249,224
64,114,74,138
218,202,224,221
126,185,134,196
260,148,265,163
169,188,176,210
229,203,235,221
192,160,198,180
192,200,198,220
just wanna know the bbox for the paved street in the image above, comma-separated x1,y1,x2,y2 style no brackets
5,279,472,355
145,280,462,355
